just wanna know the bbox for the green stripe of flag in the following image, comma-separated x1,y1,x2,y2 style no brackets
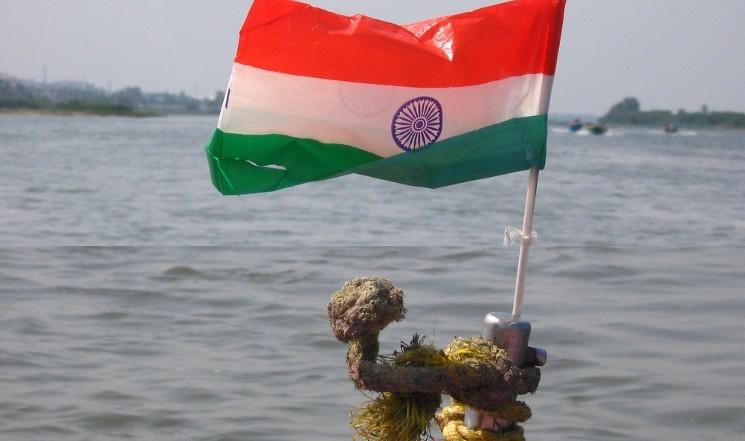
206,129,381,194
206,115,547,195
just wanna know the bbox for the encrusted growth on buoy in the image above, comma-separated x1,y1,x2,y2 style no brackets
328,277,543,441
328,277,406,343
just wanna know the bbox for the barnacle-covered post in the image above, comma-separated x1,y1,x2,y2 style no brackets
328,277,542,441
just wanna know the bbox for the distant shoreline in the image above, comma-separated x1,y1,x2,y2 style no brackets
598,97,745,130
548,119,745,131
1,73,225,117
0,107,159,117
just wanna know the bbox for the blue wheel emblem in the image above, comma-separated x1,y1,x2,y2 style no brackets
391,96,443,151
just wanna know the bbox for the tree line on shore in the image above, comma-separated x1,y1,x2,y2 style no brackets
600,97,745,129
0,73,223,117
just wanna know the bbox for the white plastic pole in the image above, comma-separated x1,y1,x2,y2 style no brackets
511,166,539,320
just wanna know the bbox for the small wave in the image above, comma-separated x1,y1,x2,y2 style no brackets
0,355,45,369
435,249,490,262
89,390,138,402
53,186,95,194
0,424,77,437
161,265,205,278
654,405,745,426
53,285,175,303
83,311,130,321
168,387,223,403
150,416,191,429
79,412,147,430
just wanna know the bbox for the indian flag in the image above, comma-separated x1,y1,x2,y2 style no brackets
206,0,566,195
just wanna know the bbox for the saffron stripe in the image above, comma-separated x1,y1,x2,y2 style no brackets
237,0,566,87
206,115,547,195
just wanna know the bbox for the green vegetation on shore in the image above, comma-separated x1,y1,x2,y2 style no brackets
600,97,745,129
0,98,156,117
1,73,223,117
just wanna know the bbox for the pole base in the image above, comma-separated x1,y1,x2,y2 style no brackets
464,312,546,431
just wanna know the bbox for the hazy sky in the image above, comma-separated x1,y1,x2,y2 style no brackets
1,0,744,115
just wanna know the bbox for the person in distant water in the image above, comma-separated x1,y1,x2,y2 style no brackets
569,118,583,133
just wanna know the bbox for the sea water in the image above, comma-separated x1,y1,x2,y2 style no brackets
0,115,743,440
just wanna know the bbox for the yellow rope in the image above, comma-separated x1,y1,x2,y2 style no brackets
351,391,440,441
436,403,528,441
348,338,534,441
486,402,532,423
350,337,444,441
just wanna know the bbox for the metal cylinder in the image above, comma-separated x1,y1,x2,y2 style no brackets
481,312,531,366
464,312,536,431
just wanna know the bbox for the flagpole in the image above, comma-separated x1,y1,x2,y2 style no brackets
465,166,543,430
511,166,539,320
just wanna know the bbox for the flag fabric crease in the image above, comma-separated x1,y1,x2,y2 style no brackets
206,0,566,194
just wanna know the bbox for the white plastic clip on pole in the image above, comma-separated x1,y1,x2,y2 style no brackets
503,226,538,247
511,166,539,321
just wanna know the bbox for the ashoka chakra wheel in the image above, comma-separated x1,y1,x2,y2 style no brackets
391,96,443,151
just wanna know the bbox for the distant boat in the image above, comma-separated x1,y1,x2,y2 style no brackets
585,123,607,135
569,118,583,133
664,124,678,134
